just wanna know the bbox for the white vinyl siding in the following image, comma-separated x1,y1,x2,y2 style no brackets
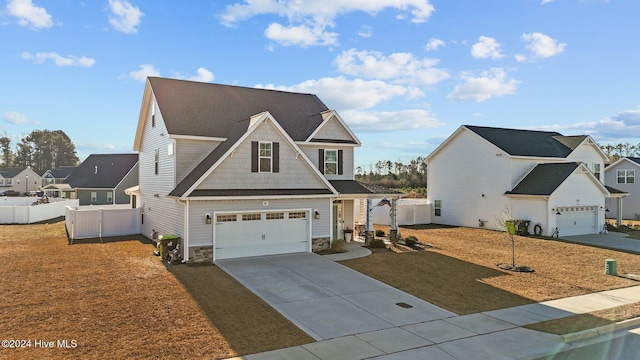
196,120,328,191
174,138,222,185
604,160,640,220
139,94,184,240
300,144,354,180
310,116,354,142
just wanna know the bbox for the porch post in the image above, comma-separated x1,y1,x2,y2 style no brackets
365,199,374,243
389,198,398,242
617,197,623,228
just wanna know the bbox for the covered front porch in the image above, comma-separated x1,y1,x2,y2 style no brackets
329,180,404,243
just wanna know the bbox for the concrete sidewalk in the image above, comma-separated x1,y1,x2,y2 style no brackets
220,244,640,360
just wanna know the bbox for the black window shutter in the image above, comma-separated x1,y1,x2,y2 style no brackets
273,142,279,173
251,141,258,173
318,149,325,174
338,150,343,175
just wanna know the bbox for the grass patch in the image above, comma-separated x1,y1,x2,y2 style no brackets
341,225,640,316
0,222,312,359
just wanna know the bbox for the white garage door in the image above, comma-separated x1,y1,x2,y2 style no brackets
556,206,598,237
214,210,311,260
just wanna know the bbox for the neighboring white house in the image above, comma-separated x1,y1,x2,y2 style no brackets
604,157,639,222
133,77,402,262
426,125,614,237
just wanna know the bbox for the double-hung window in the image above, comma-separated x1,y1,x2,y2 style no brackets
434,200,442,217
259,142,272,172
324,149,338,175
617,169,635,184
593,163,601,180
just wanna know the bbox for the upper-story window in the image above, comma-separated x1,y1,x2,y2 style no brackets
617,169,635,184
319,149,343,175
154,149,159,175
324,149,338,175
593,163,601,179
151,100,156,127
251,141,279,173
259,142,272,172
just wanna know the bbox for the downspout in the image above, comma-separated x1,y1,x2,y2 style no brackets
177,198,189,262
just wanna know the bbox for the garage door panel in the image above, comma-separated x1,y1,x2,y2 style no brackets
557,206,597,237
214,210,311,260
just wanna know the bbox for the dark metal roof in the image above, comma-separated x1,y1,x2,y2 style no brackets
65,154,138,189
506,162,579,195
148,77,329,141
330,180,404,196
188,188,334,197
465,125,575,158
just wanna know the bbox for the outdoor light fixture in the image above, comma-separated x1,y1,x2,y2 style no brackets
314,210,320,219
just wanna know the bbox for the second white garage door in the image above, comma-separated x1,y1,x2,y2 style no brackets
214,210,311,260
556,206,598,237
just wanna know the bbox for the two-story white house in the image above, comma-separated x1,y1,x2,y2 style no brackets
604,157,639,223
133,77,400,262
426,125,615,237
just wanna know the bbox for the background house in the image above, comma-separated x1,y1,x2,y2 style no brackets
0,167,41,195
605,157,639,222
64,154,139,205
41,166,77,197
426,125,610,237
134,77,401,262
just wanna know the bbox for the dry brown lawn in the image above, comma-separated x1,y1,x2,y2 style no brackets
0,221,312,360
340,225,640,315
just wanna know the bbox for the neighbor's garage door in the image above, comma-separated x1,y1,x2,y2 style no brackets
556,206,598,237
214,210,310,260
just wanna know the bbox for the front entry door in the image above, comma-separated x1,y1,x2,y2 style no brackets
333,203,344,240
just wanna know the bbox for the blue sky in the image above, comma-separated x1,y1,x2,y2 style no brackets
1,0,639,170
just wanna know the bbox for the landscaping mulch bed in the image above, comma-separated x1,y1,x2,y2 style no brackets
0,222,312,360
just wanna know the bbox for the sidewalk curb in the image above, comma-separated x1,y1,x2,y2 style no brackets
562,316,640,343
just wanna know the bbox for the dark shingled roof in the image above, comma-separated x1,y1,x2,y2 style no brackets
0,167,28,178
628,157,640,166
65,154,138,189
149,77,329,141
506,162,579,196
465,125,576,158
605,185,629,195
330,180,404,196
45,166,77,179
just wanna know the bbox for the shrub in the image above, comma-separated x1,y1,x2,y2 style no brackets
368,239,386,248
405,236,418,247
375,229,385,237
330,239,348,253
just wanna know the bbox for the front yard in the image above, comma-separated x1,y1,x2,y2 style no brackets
2,222,640,358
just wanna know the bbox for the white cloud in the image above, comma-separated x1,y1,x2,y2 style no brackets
220,0,434,47
21,52,95,67
425,38,445,51
6,0,53,30
533,107,640,141
257,77,419,111
357,25,373,38
540,0,554,4
334,49,449,86
447,68,519,102
108,0,143,34
521,32,566,58
188,68,215,83
129,64,160,81
515,54,527,62
342,109,443,133
265,22,338,47
471,36,504,59
3,111,38,124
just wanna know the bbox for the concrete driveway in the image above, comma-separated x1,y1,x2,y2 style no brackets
562,231,640,253
216,252,456,341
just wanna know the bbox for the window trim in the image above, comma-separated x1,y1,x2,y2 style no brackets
324,149,338,175
617,169,635,184
90,191,97,203
434,200,442,217
106,191,113,203
154,149,159,175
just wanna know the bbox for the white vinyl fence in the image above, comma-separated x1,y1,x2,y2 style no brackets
0,198,78,224
370,199,432,226
65,205,141,240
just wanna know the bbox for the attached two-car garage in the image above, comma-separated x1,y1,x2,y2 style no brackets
213,209,311,260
